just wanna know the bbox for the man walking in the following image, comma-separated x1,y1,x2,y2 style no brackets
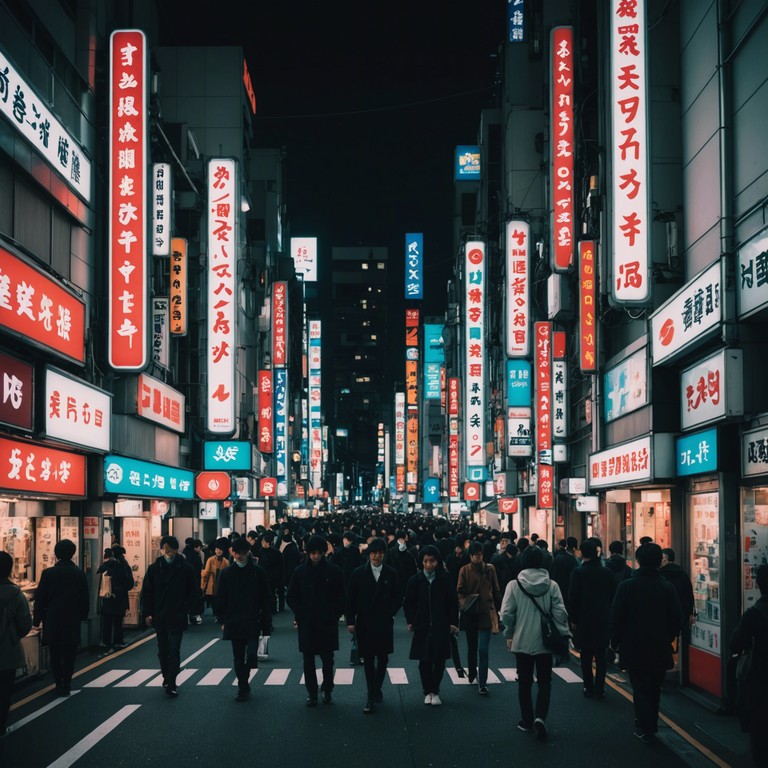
216,537,273,701
286,535,345,706
140,536,196,698
610,543,682,744
346,538,401,713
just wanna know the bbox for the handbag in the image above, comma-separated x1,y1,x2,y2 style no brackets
99,571,114,599
490,605,501,634
516,579,570,656
736,648,752,680
257,633,270,660
461,593,480,616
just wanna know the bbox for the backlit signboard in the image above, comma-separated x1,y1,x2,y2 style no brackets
455,146,481,180
506,221,530,357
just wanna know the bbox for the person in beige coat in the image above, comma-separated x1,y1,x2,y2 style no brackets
457,541,501,694
201,538,230,621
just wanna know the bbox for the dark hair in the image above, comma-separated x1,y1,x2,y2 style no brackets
536,539,549,550
247,530,258,539
160,535,179,551
54,539,76,561
566,536,579,549
367,537,387,554
104,548,114,559
639,536,653,546
505,544,519,557
112,545,126,557
185,537,194,546
468,541,484,556
517,537,529,551
0,551,12,579
609,540,624,555
757,564,768,594
558,539,567,549
636,542,663,568
231,537,250,554
530,533,539,542
395,530,407,540
418,544,443,568
521,545,544,569
661,547,675,562
263,531,275,544
580,539,599,560
306,535,328,554
215,537,230,552
342,530,356,541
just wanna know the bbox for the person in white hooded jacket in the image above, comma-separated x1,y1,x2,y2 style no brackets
500,545,569,741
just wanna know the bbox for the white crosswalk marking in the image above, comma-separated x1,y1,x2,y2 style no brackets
553,667,582,683
264,669,291,685
197,668,230,686
84,670,131,688
498,668,518,682
146,668,198,687
231,670,258,685
486,669,502,684
299,668,354,685
115,669,160,687
446,668,470,685
387,667,408,684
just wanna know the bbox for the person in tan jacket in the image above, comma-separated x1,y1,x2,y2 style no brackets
457,541,502,695
201,538,230,621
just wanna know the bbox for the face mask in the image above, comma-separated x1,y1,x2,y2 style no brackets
235,559,248,568
163,554,175,564
398,542,407,552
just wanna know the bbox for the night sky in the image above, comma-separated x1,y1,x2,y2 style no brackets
158,0,504,317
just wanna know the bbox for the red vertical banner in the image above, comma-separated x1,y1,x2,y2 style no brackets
272,281,288,366
551,26,575,272
579,240,598,372
257,370,273,454
108,30,148,370
535,322,553,509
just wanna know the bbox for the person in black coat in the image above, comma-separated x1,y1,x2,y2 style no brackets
568,539,617,698
216,537,273,701
609,543,682,744
346,538,401,713
182,539,204,624
383,530,417,603
140,535,196,697
32,539,89,696
660,548,695,626
96,547,132,650
402,545,459,706
256,531,284,614
286,535,345,706
552,539,579,611
279,530,301,588
605,541,632,586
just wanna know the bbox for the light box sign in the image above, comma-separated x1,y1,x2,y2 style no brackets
108,30,149,371
589,434,674,489
0,436,86,496
506,221,530,357
650,259,723,366
552,359,567,439
151,163,172,256
465,242,486,477
507,360,532,407
137,373,185,434
579,240,598,372
257,370,273,454
152,297,169,368
203,441,252,471
394,391,405,466
509,0,525,42
535,322,553,508
170,238,188,335
44,367,111,452
274,368,288,497
423,478,440,503
550,27,575,272
676,428,718,477
272,281,288,367
291,237,318,282
743,425,768,478
508,407,532,458
0,350,33,431
610,0,650,304
455,146,481,180
604,347,648,422
195,471,231,501
104,454,194,499
681,348,743,431
737,227,768,318
0,245,85,364
424,325,445,363
207,158,238,434
405,233,423,299
0,47,92,202
424,363,441,400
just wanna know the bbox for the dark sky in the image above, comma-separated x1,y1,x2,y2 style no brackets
158,1,504,316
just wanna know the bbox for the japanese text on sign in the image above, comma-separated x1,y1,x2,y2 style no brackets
0,435,86,496
506,221,530,357
535,322,553,508
272,281,288,367
405,233,423,299
579,241,598,372
464,242,486,475
170,238,188,335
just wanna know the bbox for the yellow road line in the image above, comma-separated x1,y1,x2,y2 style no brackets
10,634,154,711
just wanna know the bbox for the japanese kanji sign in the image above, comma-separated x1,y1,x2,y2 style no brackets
506,221,530,357
405,233,423,299
0,351,33,431
680,348,743,431
272,281,288,367
464,242,486,478
137,373,185,434
579,240,598,372
151,163,172,256
257,369,273,454
170,238,188,335
535,322,553,508
0,436,86,496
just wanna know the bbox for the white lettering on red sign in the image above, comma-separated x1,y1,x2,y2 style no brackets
0,436,85,496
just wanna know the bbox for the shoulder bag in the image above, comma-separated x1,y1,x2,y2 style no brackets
516,579,570,656
99,571,114,599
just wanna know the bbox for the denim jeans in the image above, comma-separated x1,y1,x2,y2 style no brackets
465,626,492,685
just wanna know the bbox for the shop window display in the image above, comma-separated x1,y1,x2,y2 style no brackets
741,487,768,610
690,492,720,654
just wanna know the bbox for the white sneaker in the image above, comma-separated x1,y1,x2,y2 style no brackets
424,694,433,705
430,694,442,706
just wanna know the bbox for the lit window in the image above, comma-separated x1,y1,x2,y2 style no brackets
361,300,367,309
354,355,362,360
376,263,385,269
363,398,370,405
371,334,377,341
362,320,370,327
361,263,369,270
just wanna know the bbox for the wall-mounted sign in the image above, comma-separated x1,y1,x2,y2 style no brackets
509,0,525,42
405,233,424,299
604,347,648,422
423,478,440,503
676,428,718,477
552,359,567,439
108,30,148,371
651,259,723,366
0,245,85,364
0,350,33,431
137,373,185,434
151,163,172,256
242,58,256,114
742,425,768,478
195,471,231,500
507,407,532,458
257,370,273,454
550,27,575,272
44,367,111,452
465,242,486,477
506,360,532,407
535,322,553,508
272,281,288,367
506,221,530,357
198,502,218,520
104,454,194,499
455,145,480,180
206,158,238,434
737,227,768,319
588,434,674,488
203,441,252,471
463,482,480,501
610,0,650,304
680,348,743,431
170,238,188,335
235,476,252,500
152,297,169,369
0,47,92,202
259,477,277,497
499,497,518,514
274,369,289,497
559,477,586,495
291,237,317,282
424,362,441,400
0,436,86,496
579,240,598,372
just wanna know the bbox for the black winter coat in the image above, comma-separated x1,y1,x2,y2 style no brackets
660,563,695,622
610,566,682,671
33,560,89,646
280,541,301,584
552,550,578,607
605,554,632,586
97,557,131,615
140,555,196,632
332,545,363,586
568,559,616,649
383,547,417,599
286,558,345,654
257,546,284,590
403,570,459,661
216,560,273,641
345,562,401,655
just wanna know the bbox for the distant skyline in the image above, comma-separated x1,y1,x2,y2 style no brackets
158,0,504,317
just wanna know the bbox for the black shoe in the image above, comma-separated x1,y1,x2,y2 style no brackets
306,695,318,707
594,689,606,700
165,685,178,698
363,699,375,714
467,669,477,684
235,689,250,702
534,718,548,741
634,729,654,745
322,689,332,704
583,688,594,698
478,685,489,695
374,689,383,703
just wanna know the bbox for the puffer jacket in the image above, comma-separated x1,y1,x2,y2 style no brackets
500,567,569,655
0,580,33,671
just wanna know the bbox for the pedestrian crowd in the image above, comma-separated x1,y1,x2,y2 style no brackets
0,510,766,766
